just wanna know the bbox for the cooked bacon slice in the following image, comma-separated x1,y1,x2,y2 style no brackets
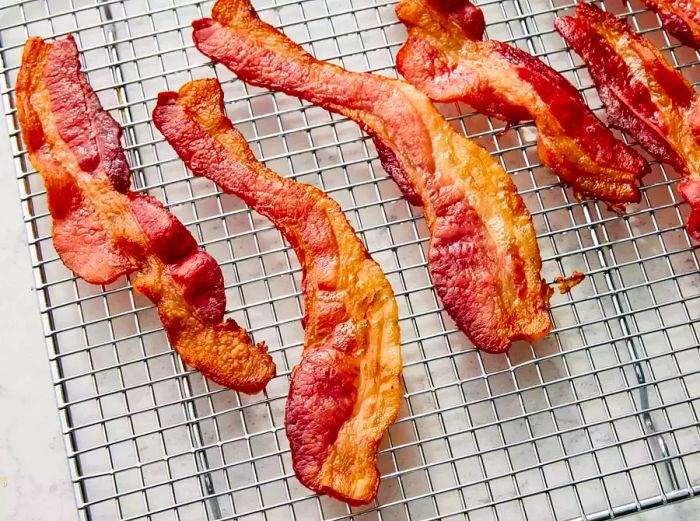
644,0,700,50
555,3,700,241
153,78,402,505
554,271,585,294
192,0,553,353
395,0,648,205
16,36,274,393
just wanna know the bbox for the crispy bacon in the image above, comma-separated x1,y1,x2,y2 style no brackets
644,0,700,50
153,79,402,504
395,0,648,205
16,36,274,393
554,271,585,294
192,0,553,353
555,3,700,241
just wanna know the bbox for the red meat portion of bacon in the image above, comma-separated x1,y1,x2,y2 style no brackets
395,0,648,205
153,78,401,504
191,0,553,354
16,35,274,392
42,38,131,193
555,3,700,241
645,0,700,49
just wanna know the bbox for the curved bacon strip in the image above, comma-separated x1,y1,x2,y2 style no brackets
155,78,402,506
16,36,274,393
153,79,401,505
192,0,553,353
555,3,700,241
395,0,648,205
644,0,700,50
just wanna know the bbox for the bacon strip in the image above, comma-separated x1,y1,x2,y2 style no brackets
555,3,700,241
153,78,401,505
644,0,700,50
395,0,648,205
16,36,274,393
192,0,553,353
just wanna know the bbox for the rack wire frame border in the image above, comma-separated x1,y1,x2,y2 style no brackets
0,0,699,520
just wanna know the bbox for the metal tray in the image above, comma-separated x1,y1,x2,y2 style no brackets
0,0,698,519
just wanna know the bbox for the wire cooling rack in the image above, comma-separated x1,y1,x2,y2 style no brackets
1,0,699,519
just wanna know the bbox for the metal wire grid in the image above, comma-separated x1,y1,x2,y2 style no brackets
1,0,699,519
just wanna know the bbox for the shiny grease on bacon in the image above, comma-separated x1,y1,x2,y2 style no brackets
192,0,553,353
555,3,700,241
153,79,402,505
16,36,274,393
644,0,700,50
395,0,648,205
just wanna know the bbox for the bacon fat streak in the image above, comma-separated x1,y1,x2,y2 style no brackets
644,0,700,50
16,36,274,393
395,0,648,205
555,3,700,241
192,0,553,353
153,79,402,505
